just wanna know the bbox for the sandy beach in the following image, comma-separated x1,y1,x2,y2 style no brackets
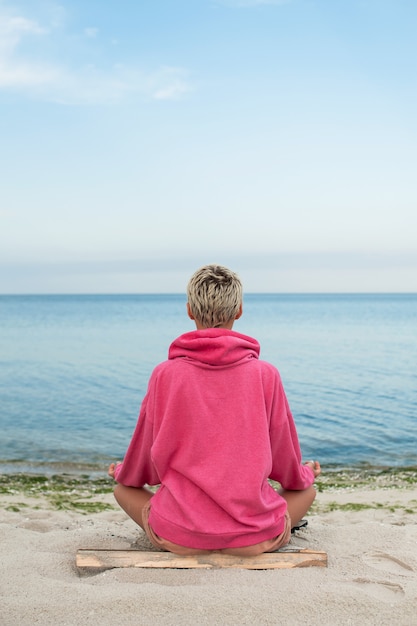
1,468,416,625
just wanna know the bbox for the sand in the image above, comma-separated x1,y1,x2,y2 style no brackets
1,470,416,625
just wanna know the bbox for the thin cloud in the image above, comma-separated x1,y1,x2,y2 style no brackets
0,12,56,87
0,14,47,45
84,27,98,38
35,64,192,105
0,6,192,104
0,13,48,62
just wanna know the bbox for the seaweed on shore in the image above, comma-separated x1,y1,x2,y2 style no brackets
314,466,417,492
317,499,417,514
0,473,115,514
1,466,417,515
268,466,417,494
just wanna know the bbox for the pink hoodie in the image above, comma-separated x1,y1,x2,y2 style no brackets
115,328,314,549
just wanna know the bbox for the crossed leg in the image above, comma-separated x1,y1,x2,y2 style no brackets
278,484,317,528
113,484,153,530
114,483,316,534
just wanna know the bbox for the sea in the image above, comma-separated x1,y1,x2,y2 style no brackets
0,293,416,475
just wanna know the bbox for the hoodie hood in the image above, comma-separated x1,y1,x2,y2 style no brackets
168,328,260,368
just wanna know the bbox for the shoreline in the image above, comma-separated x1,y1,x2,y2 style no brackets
1,458,416,476
1,466,416,517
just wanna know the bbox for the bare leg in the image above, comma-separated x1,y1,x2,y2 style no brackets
114,484,154,530
278,485,316,528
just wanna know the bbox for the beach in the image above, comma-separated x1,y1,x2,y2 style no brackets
1,468,416,625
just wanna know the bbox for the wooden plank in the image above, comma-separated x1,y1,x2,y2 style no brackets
76,548,327,571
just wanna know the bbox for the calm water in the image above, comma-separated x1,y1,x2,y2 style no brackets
0,294,416,473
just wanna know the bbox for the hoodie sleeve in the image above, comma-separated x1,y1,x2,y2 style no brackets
268,373,314,489
113,373,161,488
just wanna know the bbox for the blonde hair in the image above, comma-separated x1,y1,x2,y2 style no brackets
187,264,242,328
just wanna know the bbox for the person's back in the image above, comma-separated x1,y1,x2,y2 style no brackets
109,264,321,556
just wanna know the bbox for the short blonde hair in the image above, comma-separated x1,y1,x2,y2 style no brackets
187,264,242,328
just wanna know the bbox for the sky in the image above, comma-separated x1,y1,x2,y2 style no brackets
1,0,416,294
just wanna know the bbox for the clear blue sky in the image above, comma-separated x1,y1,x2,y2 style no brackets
1,0,416,293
